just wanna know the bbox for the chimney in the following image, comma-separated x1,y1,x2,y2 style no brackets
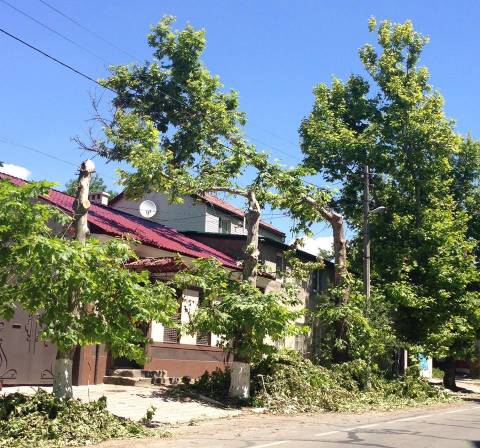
88,191,110,206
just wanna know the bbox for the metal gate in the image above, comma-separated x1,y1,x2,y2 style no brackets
0,306,57,385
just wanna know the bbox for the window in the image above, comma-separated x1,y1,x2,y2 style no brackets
196,331,211,346
195,290,211,345
312,269,324,292
163,299,181,343
218,217,231,234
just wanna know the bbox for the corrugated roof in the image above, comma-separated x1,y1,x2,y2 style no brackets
125,257,186,273
0,173,240,270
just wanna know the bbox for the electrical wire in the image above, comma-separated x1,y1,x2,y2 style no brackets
2,6,303,165
0,27,327,192
0,27,115,92
0,0,109,63
37,0,137,60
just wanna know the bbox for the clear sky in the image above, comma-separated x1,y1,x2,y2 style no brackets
1,0,479,240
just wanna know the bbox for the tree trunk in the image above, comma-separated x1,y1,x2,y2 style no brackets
443,357,457,390
52,160,95,399
53,348,75,399
243,190,261,286
72,160,95,244
320,208,350,363
227,191,260,399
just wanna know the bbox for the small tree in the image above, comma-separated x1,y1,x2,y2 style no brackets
0,179,177,398
173,258,306,398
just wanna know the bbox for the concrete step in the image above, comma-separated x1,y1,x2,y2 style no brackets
109,369,143,378
103,376,152,387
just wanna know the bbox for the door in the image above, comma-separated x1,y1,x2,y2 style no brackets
0,306,57,385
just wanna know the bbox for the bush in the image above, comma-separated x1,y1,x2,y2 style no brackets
189,368,231,401
0,389,167,448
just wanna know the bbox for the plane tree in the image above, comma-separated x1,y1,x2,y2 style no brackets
83,16,332,397
299,18,480,388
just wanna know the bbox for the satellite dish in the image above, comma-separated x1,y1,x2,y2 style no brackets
139,200,157,218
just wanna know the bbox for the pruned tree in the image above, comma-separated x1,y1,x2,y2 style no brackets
0,177,177,398
81,16,332,396
173,258,305,398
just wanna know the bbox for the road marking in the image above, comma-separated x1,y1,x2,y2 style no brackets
314,430,340,437
355,423,380,429
254,441,289,448
313,406,480,438
444,406,480,414
395,414,432,422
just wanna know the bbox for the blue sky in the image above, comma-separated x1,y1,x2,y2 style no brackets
1,0,479,240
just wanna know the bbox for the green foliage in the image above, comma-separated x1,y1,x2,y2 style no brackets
300,18,480,363
0,390,166,448
64,173,117,198
172,258,304,362
189,368,231,402
189,351,450,413
251,351,450,414
99,15,246,166
313,280,397,370
0,180,178,360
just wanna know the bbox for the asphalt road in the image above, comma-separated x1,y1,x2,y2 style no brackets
98,400,480,448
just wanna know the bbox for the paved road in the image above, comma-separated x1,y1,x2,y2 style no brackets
97,401,480,448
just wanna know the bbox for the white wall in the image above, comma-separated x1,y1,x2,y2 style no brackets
112,192,284,241
112,192,207,232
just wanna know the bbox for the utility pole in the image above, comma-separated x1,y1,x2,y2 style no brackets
363,164,371,303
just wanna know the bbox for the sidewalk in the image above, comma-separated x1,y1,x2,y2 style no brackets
2,384,241,424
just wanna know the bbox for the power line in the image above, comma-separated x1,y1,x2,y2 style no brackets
0,136,117,182
0,0,109,64
0,27,326,192
37,0,137,60
4,4,302,165
0,27,115,92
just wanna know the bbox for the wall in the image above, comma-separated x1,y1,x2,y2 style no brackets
112,193,207,232
112,192,284,241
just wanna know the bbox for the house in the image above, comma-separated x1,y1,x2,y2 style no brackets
110,191,334,354
0,174,332,386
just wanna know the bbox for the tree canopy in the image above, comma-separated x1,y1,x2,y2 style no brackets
0,179,177,387
300,18,480,384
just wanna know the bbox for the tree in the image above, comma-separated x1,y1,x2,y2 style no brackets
0,178,177,398
65,173,117,198
300,18,480,388
173,258,304,398
450,135,480,260
83,16,332,396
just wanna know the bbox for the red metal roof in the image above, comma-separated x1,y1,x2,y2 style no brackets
125,257,186,273
0,173,240,270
